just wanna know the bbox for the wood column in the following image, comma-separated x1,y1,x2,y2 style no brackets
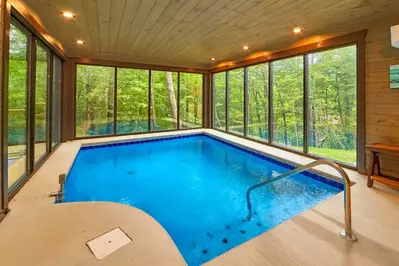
61,59,76,141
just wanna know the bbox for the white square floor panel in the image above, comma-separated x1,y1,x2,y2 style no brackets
86,227,132,260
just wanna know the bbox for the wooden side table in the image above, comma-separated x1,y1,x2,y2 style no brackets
367,143,399,189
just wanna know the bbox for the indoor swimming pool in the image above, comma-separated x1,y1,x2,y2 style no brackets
63,134,343,265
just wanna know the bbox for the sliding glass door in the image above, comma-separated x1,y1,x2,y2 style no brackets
7,19,63,193
8,22,29,189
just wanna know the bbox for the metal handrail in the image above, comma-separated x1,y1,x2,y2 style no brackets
246,159,358,242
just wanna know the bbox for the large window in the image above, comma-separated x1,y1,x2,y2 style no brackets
212,45,357,166
35,43,49,163
228,68,244,135
272,56,304,151
76,67,203,137
248,63,269,141
8,23,29,189
150,71,178,131
75,65,115,137
308,46,357,165
213,72,226,130
117,68,149,134
179,73,203,128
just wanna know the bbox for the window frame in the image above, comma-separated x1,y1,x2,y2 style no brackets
73,64,205,139
211,40,364,171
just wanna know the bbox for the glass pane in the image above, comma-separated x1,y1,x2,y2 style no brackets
8,23,29,189
150,71,178,131
35,44,49,163
76,65,115,137
117,68,149,134
308,46,357,165
248,63,269,141
180,73,203,128
272,56,304,150
51,56,62,148
213,72,226,130
228,68,244,135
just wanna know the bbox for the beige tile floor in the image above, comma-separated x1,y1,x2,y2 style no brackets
0,129,398,266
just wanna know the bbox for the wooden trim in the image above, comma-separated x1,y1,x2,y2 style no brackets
202,73,207,128
69,57,208,74
208,73,213,129
209,30,368,73
48,52,54,153
303,55,309,154
148,70,152,132
113,67,117,134
1,0,11,214
357,36,366,173
268,63,273,144
10,6,66,60
225,71,229,132
72,63,78,139
243,67,248,137
27,36,36,172
177,72,180,129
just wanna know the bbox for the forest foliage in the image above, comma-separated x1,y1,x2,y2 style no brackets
75,65,203,137
214,46,357,165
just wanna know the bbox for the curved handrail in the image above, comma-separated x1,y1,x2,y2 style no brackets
246,159,357,242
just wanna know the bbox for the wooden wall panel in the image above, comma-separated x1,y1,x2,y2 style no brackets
365,15,399,178
61,59,75,141
19,0,399,68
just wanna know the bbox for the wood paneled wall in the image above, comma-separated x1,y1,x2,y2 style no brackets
365,15,399,178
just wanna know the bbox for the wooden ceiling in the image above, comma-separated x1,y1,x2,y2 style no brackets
18,0,399,69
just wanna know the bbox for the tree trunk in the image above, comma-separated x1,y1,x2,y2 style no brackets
85,72,94,134
292,104,299,147
277,90,288,146
166,72,178,128
283,113,288,146
253,90,262,138
311,105,317,147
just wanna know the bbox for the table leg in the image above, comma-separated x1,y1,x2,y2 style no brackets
367,151,376,187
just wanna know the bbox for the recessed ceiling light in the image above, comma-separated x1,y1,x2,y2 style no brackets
211,57,216,61
243,45,249,50
61,11,75,19
75,40,85,45
293,27,302,34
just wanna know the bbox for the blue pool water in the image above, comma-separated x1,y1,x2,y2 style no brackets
64,135,342,265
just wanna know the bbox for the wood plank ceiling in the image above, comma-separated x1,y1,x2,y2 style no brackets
20,0,399,69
